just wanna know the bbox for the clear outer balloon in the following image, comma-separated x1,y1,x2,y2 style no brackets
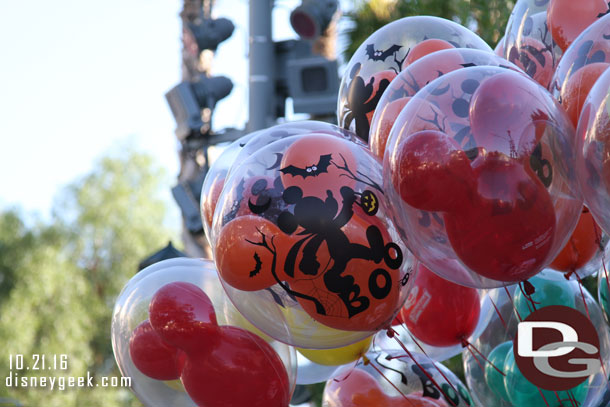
495,36,506,57
212,132,416,348
577,67,610,237
111,258,296,407
323,349,473,407
200,131,257,246
228,121,362,179
463,270,610,407
337,15,491,143
369,49,524,159
550,14,610,127
384,66,582,288
503,0,563,88
548,206,609,278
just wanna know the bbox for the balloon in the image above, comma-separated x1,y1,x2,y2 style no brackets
547,0,608,52
402,38,455,68
511,274,575,320
598,268,610,323
324,350,473,407
338,16,491,141
503,5,562,88
576,66,610,236
560,62,609,127
548,206,606,277
550,13,610,108
385,66,581,288
369,48,523,161
484,341,512,401
111,258,296,407
297,336,373,366
200,132,257,245
213,132,415,348
495,36,506,57
399,263,480,347
462,271,610,407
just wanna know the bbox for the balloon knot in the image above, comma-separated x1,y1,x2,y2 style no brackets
386,328,396,338
362,355,370,365
523,280,536,296
461,338,468,348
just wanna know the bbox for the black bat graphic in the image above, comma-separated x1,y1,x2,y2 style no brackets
249,252,263,277
366,44,402,62
280,154,332,179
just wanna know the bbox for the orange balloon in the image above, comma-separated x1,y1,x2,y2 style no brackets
291,213,402,332
549,207,601,272
215,216,294,291
547,0,608,51
202,175,224,229
561,62,610,127
280,134,357,200
507,37,554,88
402,39,456,69
370,97,411,160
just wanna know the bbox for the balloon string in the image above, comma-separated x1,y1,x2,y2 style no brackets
387,328,455,404
406,332,460,405
461,338,504,377
519,280,539,314
489,296,507,331
362,355,416,407
570,270,591,320
568,389,580,407
332,356,362,383
463,343,488,379
504,285,523,322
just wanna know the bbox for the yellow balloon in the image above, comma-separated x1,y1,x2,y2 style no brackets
297,336,373,366
164,379,186,393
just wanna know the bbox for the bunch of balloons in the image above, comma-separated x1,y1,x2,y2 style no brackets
111,4,610,406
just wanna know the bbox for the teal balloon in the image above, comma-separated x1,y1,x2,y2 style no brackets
503,347,588,407
513,275,575,320
484,341,511,401
600,274,610,323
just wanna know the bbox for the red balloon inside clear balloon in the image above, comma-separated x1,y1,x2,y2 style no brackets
402,39,456,69
400,264,480,347
370,97,411,160
470,71,549,158
549,207,601,272
131,282,291,407
129,320,184,381
393,130,476,213
444,152,556,282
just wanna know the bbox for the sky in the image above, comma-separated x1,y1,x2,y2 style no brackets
0,0,350,222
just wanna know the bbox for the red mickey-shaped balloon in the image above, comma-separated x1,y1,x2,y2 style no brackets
129,320,184,380
181,325,291,407
149,282,219,354
392,129,476,213
400,264,480,347
444,152,556,282
140,281,291,407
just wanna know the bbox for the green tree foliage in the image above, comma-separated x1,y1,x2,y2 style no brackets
0,148,176,406
344,0,515,59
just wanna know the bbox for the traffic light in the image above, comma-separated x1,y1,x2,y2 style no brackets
185,17,235,52
165,74,233,141
275,40,339,115
290,0,339,40
171,168,206,234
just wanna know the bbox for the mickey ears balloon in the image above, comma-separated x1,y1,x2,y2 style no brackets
384,66,582,288
212,132,416,348
337,16,491,142
111,258,296,407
